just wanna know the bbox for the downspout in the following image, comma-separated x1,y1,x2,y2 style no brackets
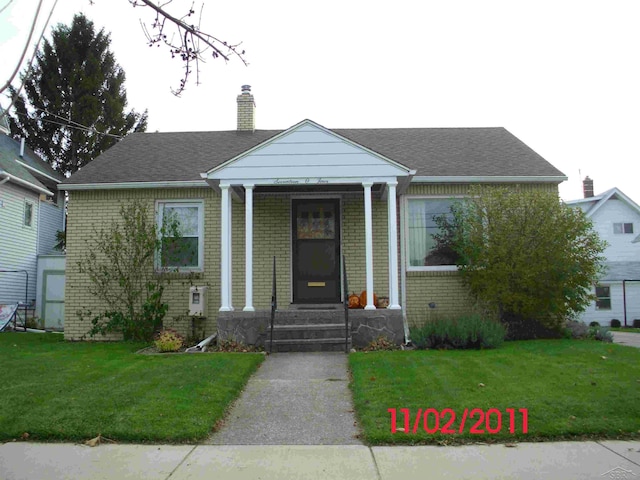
623,280,627,327
399,194,410,342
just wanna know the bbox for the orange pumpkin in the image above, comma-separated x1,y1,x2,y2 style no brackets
348,293,361,309
359,290,378,308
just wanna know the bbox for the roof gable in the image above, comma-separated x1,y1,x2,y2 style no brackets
568,188,640,218
203,120,413,184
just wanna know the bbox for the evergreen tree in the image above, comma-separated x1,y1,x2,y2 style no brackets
9,14,147,175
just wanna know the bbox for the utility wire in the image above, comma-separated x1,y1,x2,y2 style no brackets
0,0,15,15
0,0,59,123
13,110,124,139
0,0,44,95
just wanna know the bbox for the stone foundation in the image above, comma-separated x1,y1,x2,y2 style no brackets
217,308,405,349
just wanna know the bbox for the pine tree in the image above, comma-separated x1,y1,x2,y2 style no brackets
9,14,147,175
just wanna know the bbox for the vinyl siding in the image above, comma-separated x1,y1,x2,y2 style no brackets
37,198,64,255
0,182,39,304
590,199,640,262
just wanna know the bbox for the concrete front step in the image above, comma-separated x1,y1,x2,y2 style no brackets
274,309,349,325
266,337,351,353
271,323,349,340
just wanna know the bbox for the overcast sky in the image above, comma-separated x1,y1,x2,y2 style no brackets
1,0,638,203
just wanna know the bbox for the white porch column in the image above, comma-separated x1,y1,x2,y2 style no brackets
243,184,255,311
219,184,231,311
363,182,376,310
228,189,233,310
387,181,401,309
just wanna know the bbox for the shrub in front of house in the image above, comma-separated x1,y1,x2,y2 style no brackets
589,321,600,327
611,319,621,328
633,319,640,328
154,329,185,352
564,320,589,339
410,314,505,350
589,326,613,343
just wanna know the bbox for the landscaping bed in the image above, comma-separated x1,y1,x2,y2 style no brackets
0,333,264,443
349,339,640,445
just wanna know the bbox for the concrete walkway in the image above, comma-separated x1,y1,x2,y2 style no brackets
613,331,640,348
2,441,639,479
207,352,361,445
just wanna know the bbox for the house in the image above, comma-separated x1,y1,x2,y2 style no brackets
567,177,640,327
59,86,567,349
0,108,66,327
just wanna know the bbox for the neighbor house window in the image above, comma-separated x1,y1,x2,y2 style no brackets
24,201,33,227
157,200,204,271
595,285,611,310
407,197,459,268
613,222,634,234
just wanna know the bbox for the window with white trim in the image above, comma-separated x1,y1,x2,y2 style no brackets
613,222,634,234
407,197,458,268
157,200,204,271
595,285,611,310
24,200,33,227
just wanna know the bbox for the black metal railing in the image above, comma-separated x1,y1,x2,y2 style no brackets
268,256,277,353
342,255,349,353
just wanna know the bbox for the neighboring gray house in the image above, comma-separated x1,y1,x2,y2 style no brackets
567,177,640,327
0,109,65,315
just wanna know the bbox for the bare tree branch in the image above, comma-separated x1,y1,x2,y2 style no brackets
128,0,248,96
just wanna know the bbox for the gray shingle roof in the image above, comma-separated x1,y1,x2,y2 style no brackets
61,125,565,186
0,134,64,192
603,262,640,281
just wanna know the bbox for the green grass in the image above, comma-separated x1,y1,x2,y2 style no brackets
350,340,640,445
0,333,264,443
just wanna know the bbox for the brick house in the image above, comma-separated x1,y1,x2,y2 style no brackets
59,86,567,349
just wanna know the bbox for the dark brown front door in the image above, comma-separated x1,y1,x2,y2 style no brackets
292,199,341,304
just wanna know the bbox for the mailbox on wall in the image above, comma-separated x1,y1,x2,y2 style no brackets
188,286,207,316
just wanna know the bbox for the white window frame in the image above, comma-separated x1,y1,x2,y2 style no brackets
613,222,634,234
404,195,464,272
156,199,204,272
595,284,611,311
23,200,34,227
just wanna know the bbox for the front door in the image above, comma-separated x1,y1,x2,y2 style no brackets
292,199,341,304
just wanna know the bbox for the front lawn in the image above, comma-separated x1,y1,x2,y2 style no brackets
0,333,264,443
350,340,640,445
611,327,640,333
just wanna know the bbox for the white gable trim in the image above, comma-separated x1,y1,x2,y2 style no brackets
201,119,414,184
581,188,640,218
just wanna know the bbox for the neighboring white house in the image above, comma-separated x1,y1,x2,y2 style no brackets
0,108,65,326
567,177,640,327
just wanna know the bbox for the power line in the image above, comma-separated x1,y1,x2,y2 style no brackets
0,0,45,95
13,110,124,139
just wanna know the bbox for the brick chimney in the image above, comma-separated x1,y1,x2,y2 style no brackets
237,85,255,132
583,176,594,198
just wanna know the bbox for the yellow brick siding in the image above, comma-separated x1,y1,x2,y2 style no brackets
64,188,219,340
64,181,561,340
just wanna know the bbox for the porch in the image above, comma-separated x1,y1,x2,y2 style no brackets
201,120,415,350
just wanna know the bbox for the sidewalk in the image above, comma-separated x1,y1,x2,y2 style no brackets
612,331,640,349
1,440,639,479
207,352,360,445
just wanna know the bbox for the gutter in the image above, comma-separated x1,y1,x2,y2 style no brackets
411,175,568,183
59,180,209,191
0,169,54,196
